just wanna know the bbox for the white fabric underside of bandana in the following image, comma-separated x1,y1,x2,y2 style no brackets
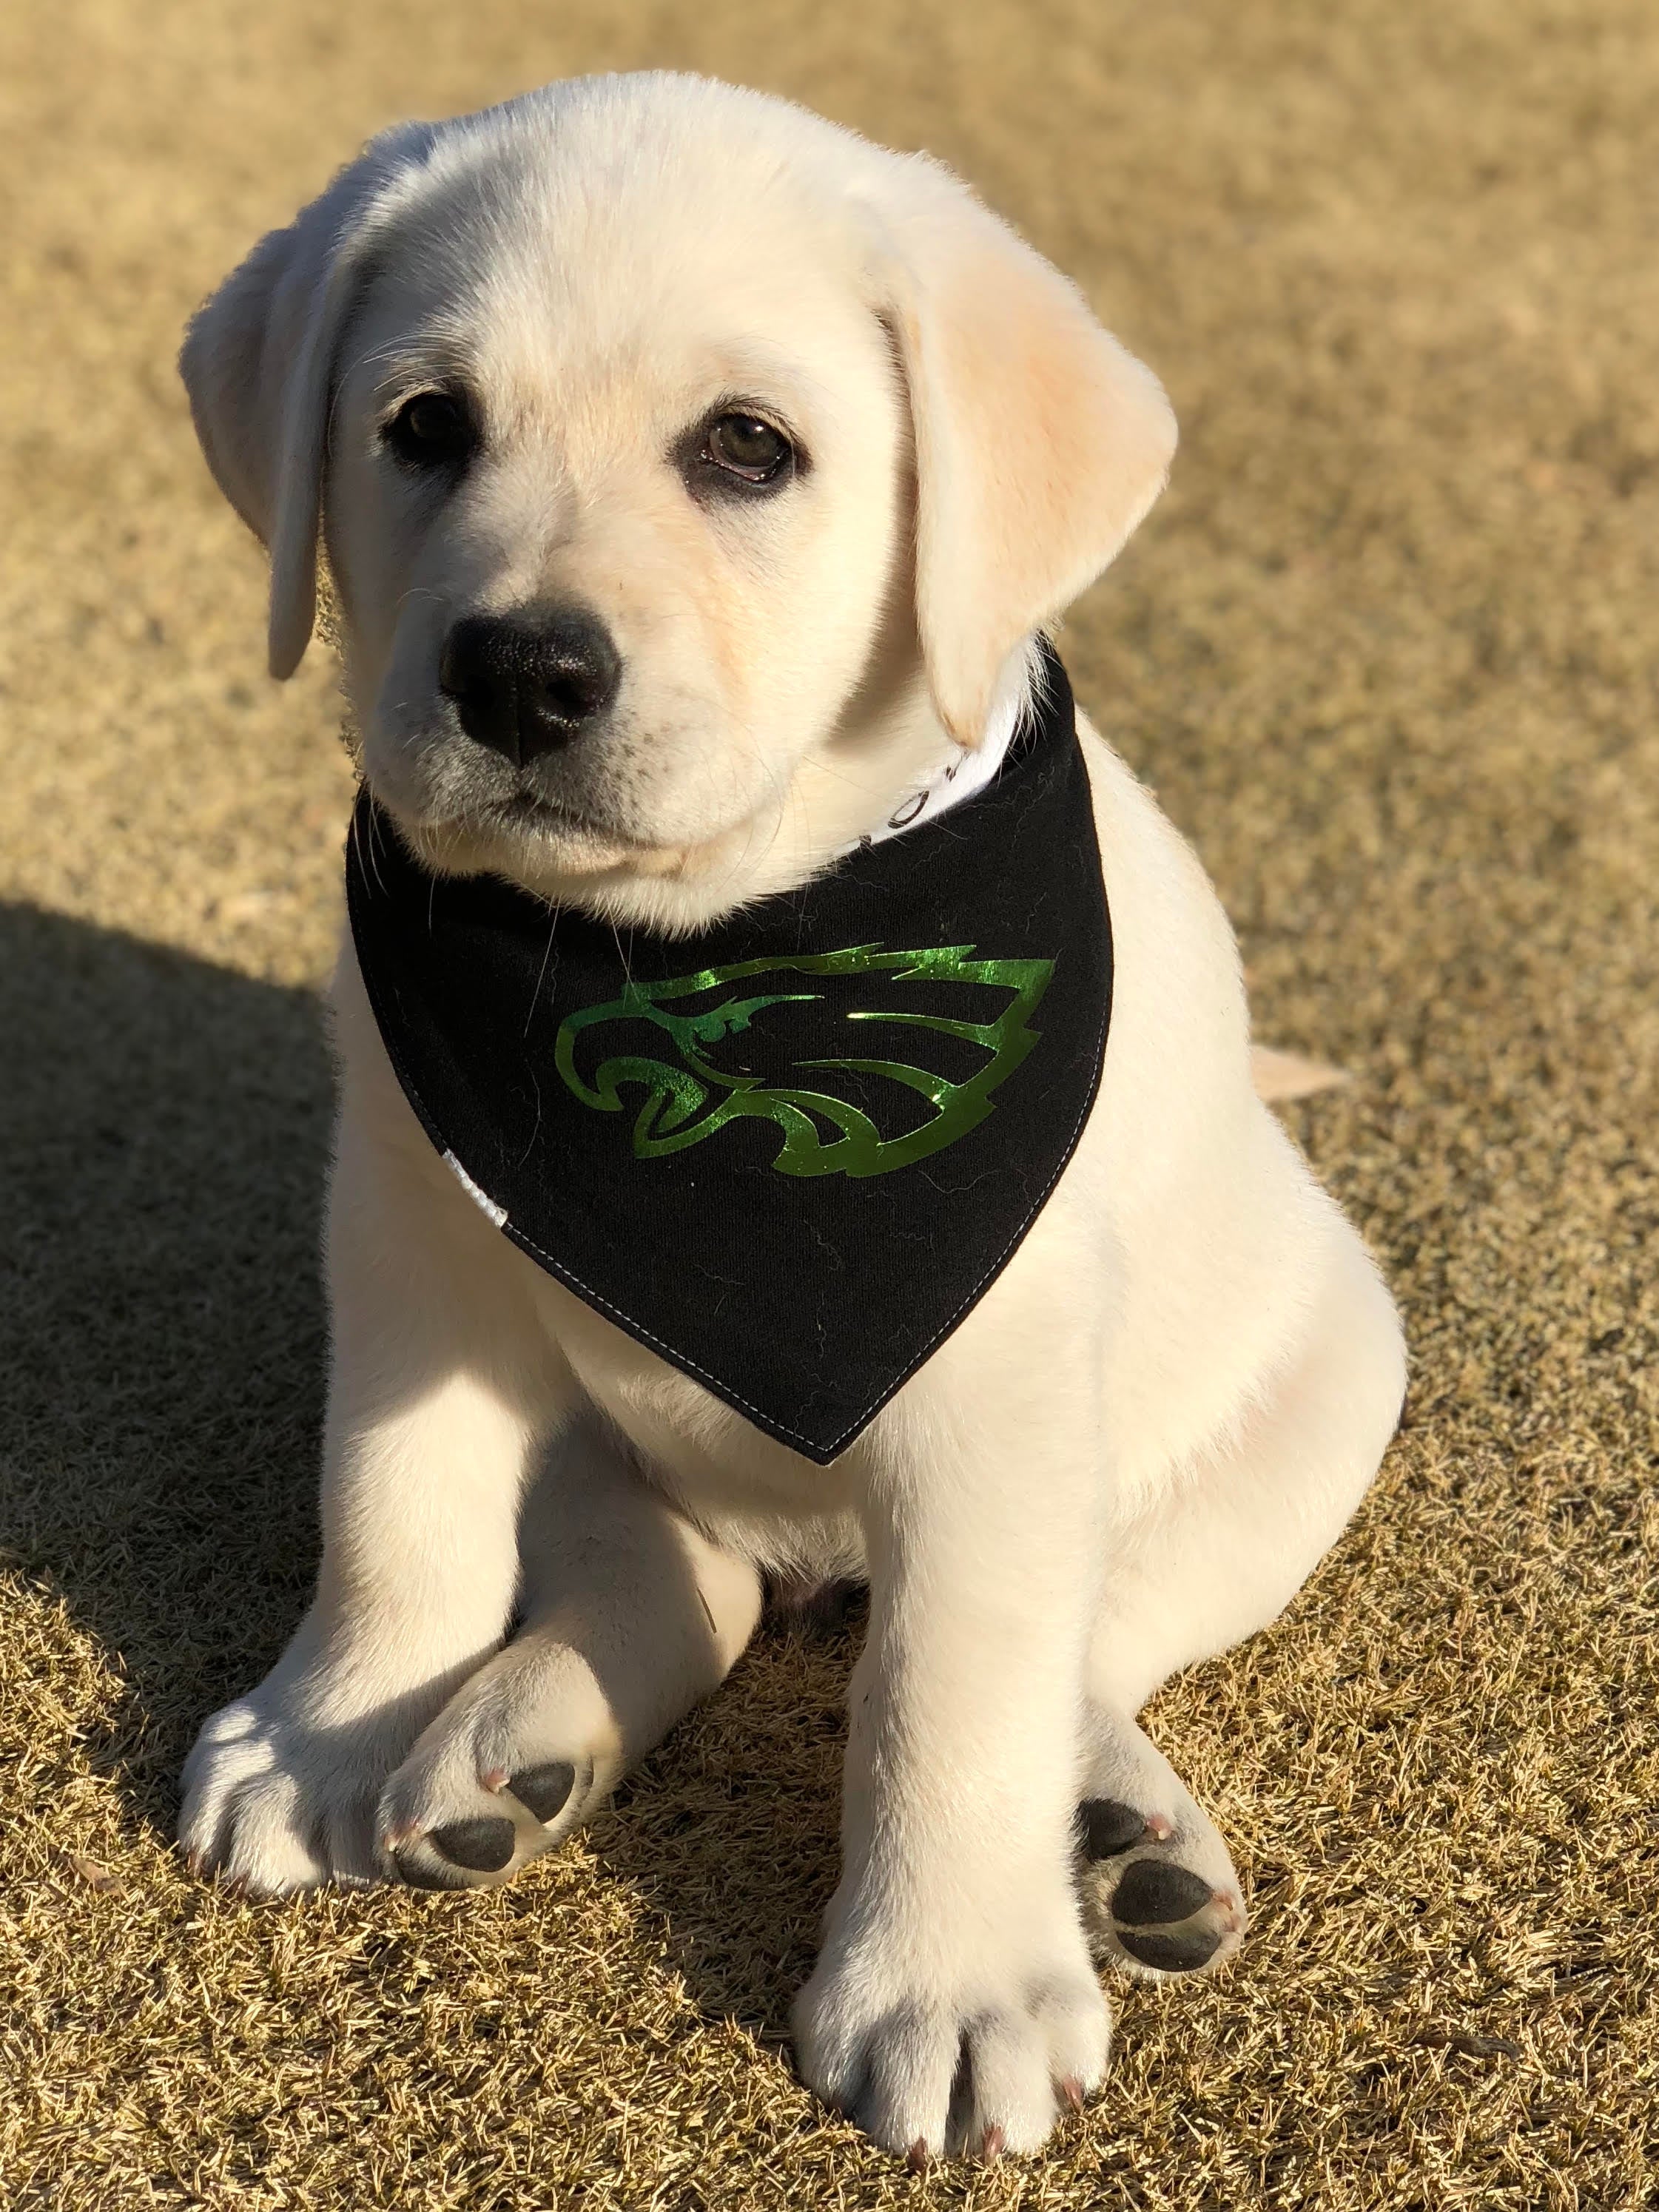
846,688,1023,853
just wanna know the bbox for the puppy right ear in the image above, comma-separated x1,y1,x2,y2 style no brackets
179,122,439,678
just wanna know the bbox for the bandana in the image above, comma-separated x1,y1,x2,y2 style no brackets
346,647,1111,1463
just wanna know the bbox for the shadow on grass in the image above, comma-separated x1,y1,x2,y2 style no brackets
0,898,849,2040
0,902,334,1830
588,1598,862,2047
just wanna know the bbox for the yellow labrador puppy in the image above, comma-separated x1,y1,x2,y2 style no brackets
177,74,1404,2164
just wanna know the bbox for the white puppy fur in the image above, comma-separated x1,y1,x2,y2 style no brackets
175,74,1405,2163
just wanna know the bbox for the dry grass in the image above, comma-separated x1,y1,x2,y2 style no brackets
2,1,1657,2205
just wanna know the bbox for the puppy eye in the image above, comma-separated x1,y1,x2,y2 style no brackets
701,412,793,488
383,391,477,471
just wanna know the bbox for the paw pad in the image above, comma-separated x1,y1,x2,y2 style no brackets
1075,1798,1243,1977
395,1815,516,1886
384,1752,596,1891
1108,1858,1228,1971
1077,1797,1148,1858
1111,1858,1214,1925
508,1760,576,1824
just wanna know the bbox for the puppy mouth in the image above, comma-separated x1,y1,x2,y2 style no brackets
371,727,776,889
485,788,652,848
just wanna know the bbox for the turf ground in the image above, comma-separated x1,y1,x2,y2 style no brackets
1,2,1655,2205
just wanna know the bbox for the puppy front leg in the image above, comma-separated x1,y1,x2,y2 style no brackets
793,1314,1110,2162
178,1058,570,1896
375,1414,763,1888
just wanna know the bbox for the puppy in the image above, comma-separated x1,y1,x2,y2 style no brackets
176,73,1405,2163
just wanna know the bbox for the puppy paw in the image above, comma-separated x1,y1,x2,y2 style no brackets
178,1677,428,1895
377,1637,622,1890
793,1898,1109,2161
379,1751,599,1892
1075,1794,1245,1976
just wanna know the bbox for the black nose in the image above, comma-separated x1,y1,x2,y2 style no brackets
438,607,622,766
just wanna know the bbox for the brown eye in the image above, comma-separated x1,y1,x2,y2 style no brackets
383,391,477,471
702,412,793,486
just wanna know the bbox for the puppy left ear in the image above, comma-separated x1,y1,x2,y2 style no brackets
867,160,1177,746
179,121,439,678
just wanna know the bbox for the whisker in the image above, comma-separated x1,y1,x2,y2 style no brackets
523,911,562,1036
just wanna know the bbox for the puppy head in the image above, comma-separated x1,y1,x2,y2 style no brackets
182,75,1174,930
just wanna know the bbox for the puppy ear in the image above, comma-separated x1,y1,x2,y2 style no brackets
871,164,1177,746
178,123,438,678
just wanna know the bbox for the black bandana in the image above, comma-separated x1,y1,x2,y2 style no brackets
346,648,1111,1463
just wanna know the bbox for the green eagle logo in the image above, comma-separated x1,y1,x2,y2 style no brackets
553,944,1054,1179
